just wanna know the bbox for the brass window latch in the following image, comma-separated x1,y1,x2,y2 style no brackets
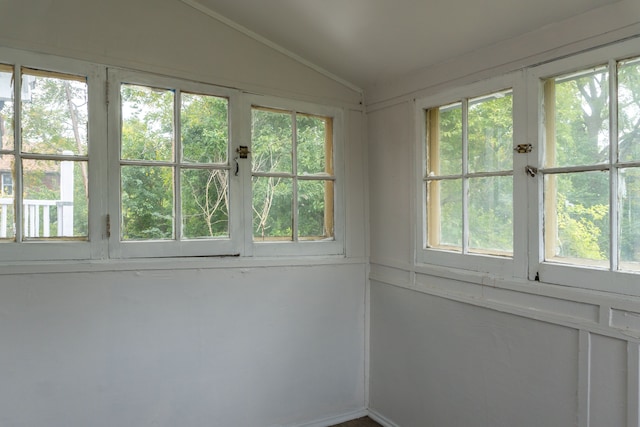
234,146,251,176
236,146,251,159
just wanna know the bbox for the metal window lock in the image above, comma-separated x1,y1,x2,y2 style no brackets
234,146,251,176
236,146,250,159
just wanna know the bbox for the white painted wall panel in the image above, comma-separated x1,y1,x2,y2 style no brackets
369,280,578,427
0,264,366,427
590,334,628,427
368,102,412,266
345,109,368,259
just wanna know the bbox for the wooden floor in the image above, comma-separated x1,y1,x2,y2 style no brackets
330,416,382,427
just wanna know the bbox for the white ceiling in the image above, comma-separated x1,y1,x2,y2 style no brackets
187,0,619,89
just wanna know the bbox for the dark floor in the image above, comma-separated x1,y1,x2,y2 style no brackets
330,416,382,427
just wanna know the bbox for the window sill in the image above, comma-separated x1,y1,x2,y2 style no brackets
0,253,366,276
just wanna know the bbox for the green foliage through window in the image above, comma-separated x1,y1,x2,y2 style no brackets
251,107,334,242
426,90,513,256
119,84,230,241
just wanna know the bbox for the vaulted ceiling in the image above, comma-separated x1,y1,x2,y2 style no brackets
184,0,619,89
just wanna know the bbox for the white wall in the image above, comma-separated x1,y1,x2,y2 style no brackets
366,1,640,426
0,265,366,427
365,0,640,108
369,282,581,427
0,0,361,107
0,1,368,426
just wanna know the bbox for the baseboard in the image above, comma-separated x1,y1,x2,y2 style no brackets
367,409,400,427
293,408,369,427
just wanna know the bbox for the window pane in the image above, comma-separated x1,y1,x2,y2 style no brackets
468,91,513,173
544,171,609,266
0,159,12,197
619,168,640,271
181,168,229,239
21,72,88,156
121,84,174,161
0,67,14,151
181,93,228,164
121,165,173,240
427,179,462,250
253,176,292,240
252,108,292,174
547,67,609,167
618,58,640,163
0,158,15,239
0,200,14,240
298,180,333,240
297,114,330,175
468,176,513,255
427,103,462,176
22,159,87,239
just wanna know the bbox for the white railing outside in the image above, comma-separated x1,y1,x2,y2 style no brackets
0,153,75,239
0,198,74,238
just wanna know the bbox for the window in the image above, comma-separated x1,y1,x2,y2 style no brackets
19,69,89,240
247,96,344,257
0,54,105,262
251,106,334,242
532,46,640,293
0,49,344,263
425,91,514,255
108,69,240,258
118,85,230,243
416,38,640,295
107,72,344,259
417,74,523,274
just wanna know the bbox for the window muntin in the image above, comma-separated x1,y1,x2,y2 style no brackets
424,90,514,256
541,58,640,273
118,82,230,242
251,106,335,242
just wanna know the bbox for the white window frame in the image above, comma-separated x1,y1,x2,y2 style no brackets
107,68,243,259
0,49,346,263
107,72,345,259
0,48,107,263
415,73,528,279
243,94,345,258
527,38,640,296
